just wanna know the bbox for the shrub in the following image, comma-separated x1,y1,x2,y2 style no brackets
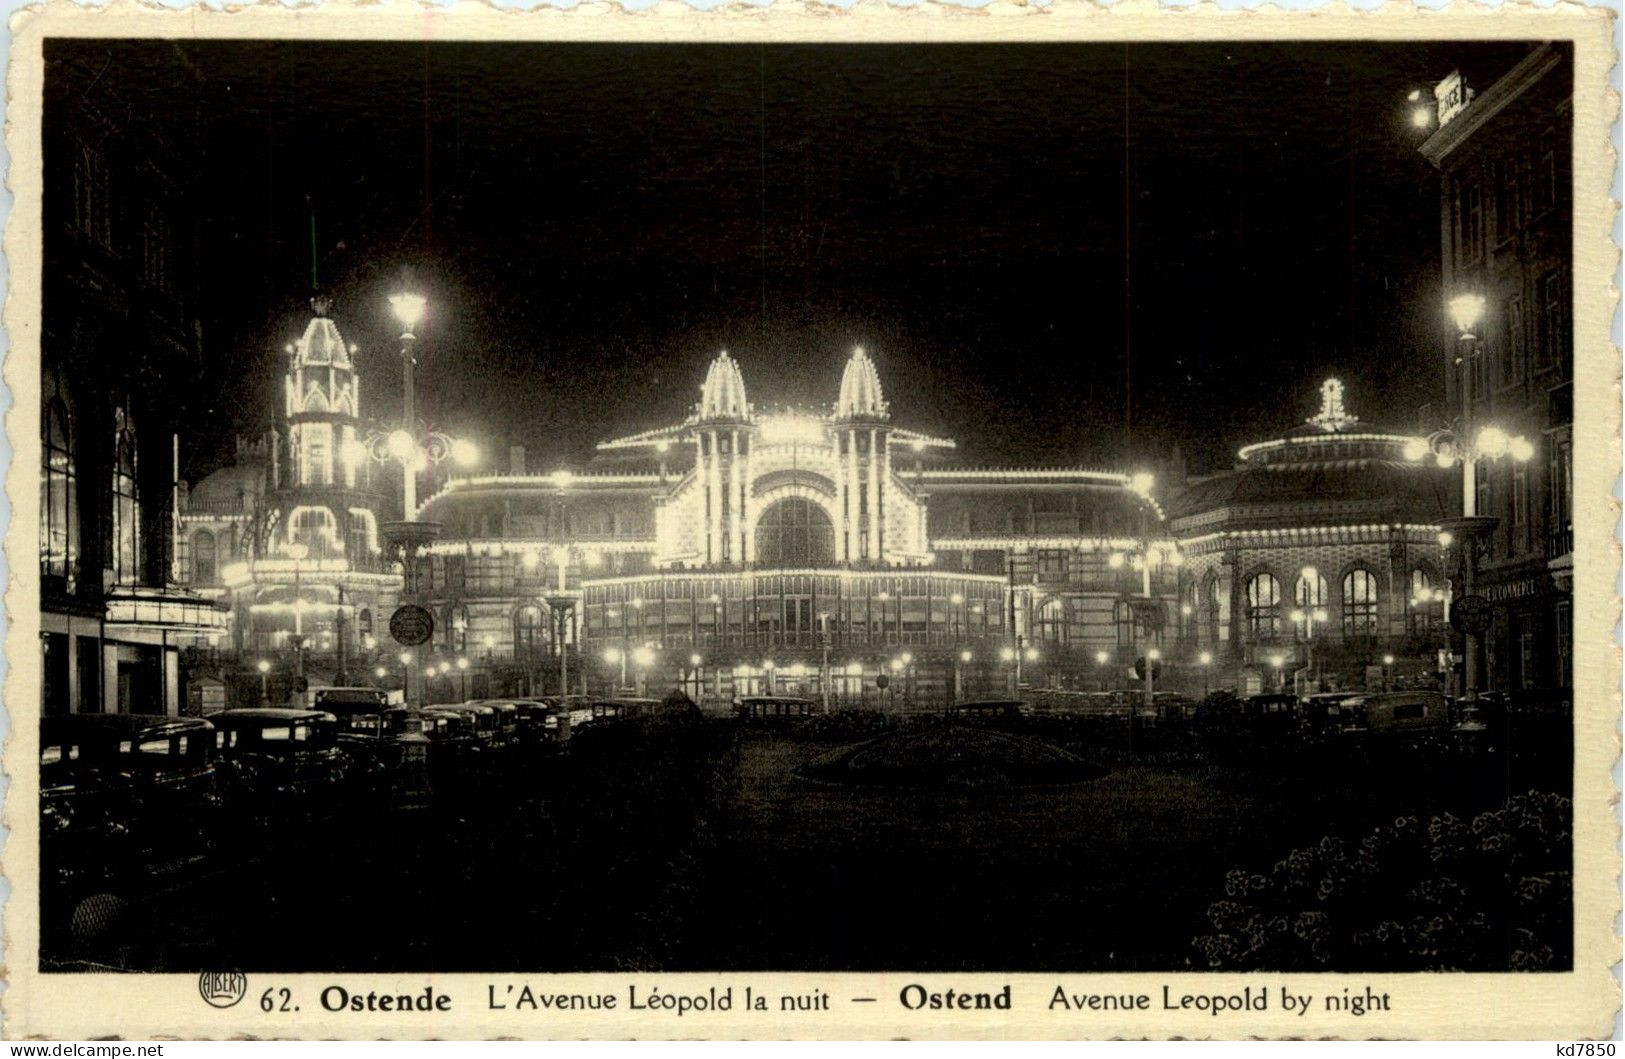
1192,790,1571,971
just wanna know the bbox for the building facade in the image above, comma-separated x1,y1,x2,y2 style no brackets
40,42,229,715
1420,43,1574,695
1168,379,1456,696
409,349,1181,705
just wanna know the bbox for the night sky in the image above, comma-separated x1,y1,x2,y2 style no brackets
55,39,1541,478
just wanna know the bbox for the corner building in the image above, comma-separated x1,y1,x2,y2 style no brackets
413,349,1179,705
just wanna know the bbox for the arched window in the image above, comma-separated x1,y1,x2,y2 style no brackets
1035,598,1068,645
110,405,140,585
1294,568,1329,608
1245,573,1281,639
1409,569,1437,632
358,608,374,642
514,604,546,660
1342,568,1381,636
1113,599,1137,647
754,497,835,567
191,530,217,586
41,392,77,588
290,507,339,559
446,604,469,652
1202,571,1221,644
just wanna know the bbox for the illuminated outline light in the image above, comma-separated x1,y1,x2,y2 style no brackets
1236,433,1425,462
423,539,659,558
580,568,1011,590
1178,523,1444,551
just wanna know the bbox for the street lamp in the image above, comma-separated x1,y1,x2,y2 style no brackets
456,655,469,701
1197,649,1213,699
346,290,480,521
603,646,626,691
256,658,271,704
632,644,655,695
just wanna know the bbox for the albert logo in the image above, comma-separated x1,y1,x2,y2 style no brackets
199,971,248,1009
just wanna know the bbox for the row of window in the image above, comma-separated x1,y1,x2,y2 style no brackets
1468,269,1570,399
1234,568,1428,640
1453,128,1563,267
41,377,141,592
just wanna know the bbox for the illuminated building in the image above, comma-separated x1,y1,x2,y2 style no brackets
1418,43,1573,694
181,300,398,687
1168,379,1456,694
412,348,1176,703
41,44,229,715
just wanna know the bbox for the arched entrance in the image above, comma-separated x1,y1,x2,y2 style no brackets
754,496,835,567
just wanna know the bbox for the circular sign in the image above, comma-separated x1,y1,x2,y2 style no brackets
875,674,891,690
1450,594,1492,636
389,604,435,647
1133,656,1164,681
291,676,309,694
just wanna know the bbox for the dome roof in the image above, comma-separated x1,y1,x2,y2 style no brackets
835,346,888,420
697,351,749,421
188,458,269,513
1168,457,1454,526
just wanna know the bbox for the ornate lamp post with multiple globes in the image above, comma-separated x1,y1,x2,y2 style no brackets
1406,292,1537,699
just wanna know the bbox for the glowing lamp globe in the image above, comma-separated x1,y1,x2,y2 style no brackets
456,657,469,670
390,291,427,332
450,438,479,466
1024,647,1039,662
256,659,271,674
1094,650,1110,665
632,646,655,667
1198,651,1213,666
1476,426,1510,459
1447,293,1485,337
1383,654,1396,666
959,650,973,663
398,650,412,665
1411,107,1431,129
373,666,387,679
1147,648,1162,662
845,662,863,677
1437,531,1454,548
1403,437,1429,462
387,429,416,462
285,542,308,561
603,648,622,664
1509,436,1535,462
689,654,703,667
1000,647,1016,662
1108,552,1126,570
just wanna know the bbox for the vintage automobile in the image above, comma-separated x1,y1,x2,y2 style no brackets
321,701,434,808
1193,692,1301,740
1335,691,1452,738
424,703,505,751
210,708,347,819
944,699,1026,723
736,695,819,726
40,714,223,903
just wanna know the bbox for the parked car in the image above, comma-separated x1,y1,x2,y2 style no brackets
1337,691,1452,738
736,695,819,726
40,714,222,894
945,699,1026,723
210,708,347,820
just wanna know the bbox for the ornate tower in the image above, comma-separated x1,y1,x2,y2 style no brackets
693,351,753,565
833,346,891,564
274,297,379,563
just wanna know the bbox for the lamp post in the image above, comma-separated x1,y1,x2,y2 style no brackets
1109,520,1181,714
956,649,971,703
1407,292,1536,700
284,542,308,703
604,646,626,693
457,655,469,701
1197,649,1213,699
1094,648,1111,693
1288,596,1328,697
256,658,271,704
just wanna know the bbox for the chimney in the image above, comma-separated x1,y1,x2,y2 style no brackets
509,445,526,476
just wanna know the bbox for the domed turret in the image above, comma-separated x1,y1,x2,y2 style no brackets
698,351,749,421
292,296,353,370
835,346,888,420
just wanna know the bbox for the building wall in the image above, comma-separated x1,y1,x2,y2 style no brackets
1425,43,1574,694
